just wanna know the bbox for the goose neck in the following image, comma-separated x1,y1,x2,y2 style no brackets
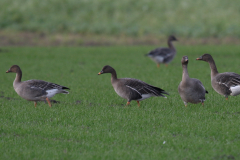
168,40,176,51
182,64,189,81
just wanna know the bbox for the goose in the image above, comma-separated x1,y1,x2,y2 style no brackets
98,65,168,106
6,65,69,107
196,54,240,100
178,56,208,106
146,35,177,68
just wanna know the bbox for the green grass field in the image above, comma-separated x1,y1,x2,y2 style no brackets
1,45,240,159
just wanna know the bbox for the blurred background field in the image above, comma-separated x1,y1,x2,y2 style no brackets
0,0,240,45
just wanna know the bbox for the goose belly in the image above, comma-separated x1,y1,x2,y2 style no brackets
114,88,128,99
230,85,240,96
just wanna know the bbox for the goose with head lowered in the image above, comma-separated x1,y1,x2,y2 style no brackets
196,54,240,100
6,65,70,107
98,65,169,106
146,35,177,68
178,56,208,107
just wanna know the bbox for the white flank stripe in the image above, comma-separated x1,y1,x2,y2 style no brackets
126,85,141,96
46,89,59,98
230,85,240,96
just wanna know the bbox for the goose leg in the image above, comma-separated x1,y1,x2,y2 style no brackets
184,101,187,107
157,64,160,68
137,101,140,107
226,97,228,100
34,101,37,108
125,102,130,107
46,97,52,107
165,64,168,67
202,102,204,107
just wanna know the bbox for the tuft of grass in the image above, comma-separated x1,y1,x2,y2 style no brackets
0,0,240,37
0,45,240,159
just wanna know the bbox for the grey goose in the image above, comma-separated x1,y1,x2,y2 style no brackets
146,35,177,68
98,65,168,106
197,54,240,100
6,65,69,107
178,56,208,106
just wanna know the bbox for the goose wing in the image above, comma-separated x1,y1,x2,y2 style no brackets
217,73,240,88
150,47,172,57
26,80,69,91
124,78,168,99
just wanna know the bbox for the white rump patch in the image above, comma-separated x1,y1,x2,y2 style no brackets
137,94,153,101
154,56,164,63
230,85,240,96
46,89,59,98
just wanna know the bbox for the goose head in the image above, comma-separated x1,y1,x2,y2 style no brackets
98,65,115,75
168,35,178,41
181,56,188,65
196,54,213,62
6,65,21,73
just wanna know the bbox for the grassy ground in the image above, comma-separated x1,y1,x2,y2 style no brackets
0,45,240,159
1,0,240,37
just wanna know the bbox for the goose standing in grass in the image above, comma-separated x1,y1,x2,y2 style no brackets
196,54,240,100
146,35,177,68
178,56,208,107
6,65,69,107
98,65,168,107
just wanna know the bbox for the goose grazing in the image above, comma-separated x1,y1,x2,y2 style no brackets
178,56,208,107
6,65,69,107
196,54,240,100
146,35,177,68
98,65,168,106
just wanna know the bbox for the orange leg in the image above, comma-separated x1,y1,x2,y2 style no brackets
46,97,52,107
202,102,204,107
165,64,168,67
226,97,228,100
157,64,160,68
34,101,37,108
126,102,130,106
137,101,140,107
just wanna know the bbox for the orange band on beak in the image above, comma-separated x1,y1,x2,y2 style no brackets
98,72,101,75
196,58,200,60
6,70,9,73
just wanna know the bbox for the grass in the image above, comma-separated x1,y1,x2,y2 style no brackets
0,0,240,37
0,45,240,159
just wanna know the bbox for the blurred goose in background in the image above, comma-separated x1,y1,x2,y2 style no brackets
197,54,240,100
178,56,208,107
98,65,168,106
146,35,177,68
6,65,69,107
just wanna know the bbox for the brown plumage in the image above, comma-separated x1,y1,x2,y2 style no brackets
146,35,177,68
178,56,208,107
98,65,168,106
197,54,240,100
6,65,69,107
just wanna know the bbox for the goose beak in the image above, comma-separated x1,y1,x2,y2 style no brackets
185,58,188,62
98,71,103,75
6,70,10,73
196,56,202,60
